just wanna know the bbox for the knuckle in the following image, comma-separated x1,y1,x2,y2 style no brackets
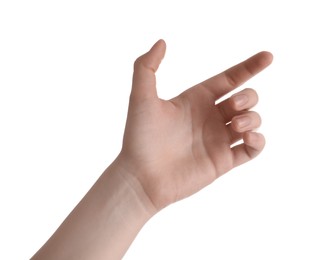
224,71,238,88
134,56,143,69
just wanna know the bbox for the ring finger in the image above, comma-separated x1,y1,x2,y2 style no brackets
227,111,262,143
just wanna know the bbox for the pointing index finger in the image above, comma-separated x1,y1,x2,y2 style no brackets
200,51,273,100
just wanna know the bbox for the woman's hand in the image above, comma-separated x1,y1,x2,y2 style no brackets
117,40,273,211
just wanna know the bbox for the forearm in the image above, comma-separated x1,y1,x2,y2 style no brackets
31,159,156,260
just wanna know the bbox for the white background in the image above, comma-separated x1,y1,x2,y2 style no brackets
1,0,319,259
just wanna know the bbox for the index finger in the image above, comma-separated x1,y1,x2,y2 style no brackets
200,51,273,100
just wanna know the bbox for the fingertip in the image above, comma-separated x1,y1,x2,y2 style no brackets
258,51,273,67
231,131,265,167
230,88,258,111
243,131,266,152
231,112,261,133
151,39,166,56
156,39,166,48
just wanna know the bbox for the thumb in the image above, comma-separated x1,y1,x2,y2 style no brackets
131,39,166,101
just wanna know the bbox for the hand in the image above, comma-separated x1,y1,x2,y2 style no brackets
116,40,273,212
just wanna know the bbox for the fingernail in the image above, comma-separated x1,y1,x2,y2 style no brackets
235,116,251,129
232,94,248,108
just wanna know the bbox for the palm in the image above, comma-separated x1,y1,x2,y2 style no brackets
120,40,272,210
174,85,234,175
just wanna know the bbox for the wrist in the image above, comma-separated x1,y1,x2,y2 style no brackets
109,156,159,218
114,151,179,211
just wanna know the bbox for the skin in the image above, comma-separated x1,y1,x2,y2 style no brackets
31,40,273,260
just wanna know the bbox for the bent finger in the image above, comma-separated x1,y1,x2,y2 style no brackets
218,88,259,122
231,132,266,167
231,111,262,133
